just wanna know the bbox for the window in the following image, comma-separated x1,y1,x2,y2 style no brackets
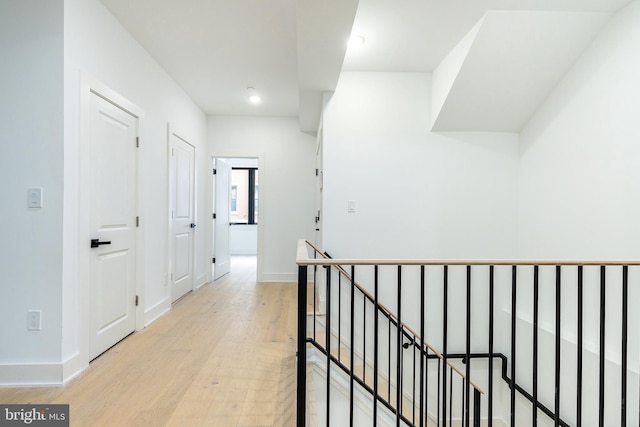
230,168,258,224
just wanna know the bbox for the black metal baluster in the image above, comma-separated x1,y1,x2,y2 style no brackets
449,367,453,427
420,265,426,427
489,265,494,427
577,266,583,427
555,266,561,427
465,265,471,427
313,260,317,341
413,335,416,424
511,265,517,427
350,266,355,427
389,314,392,403
374,266,379,427
621,265,628,427
473,389,481,427
461,374,465,427
533,265,539,427
363,286,367,389
338,273,342,363
599,266,606,427
443,265,449,427
296,265,308,427
325,266,331,427
437,358,441,427
396,266,402,427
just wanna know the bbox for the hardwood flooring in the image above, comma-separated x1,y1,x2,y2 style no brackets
0,256,299,427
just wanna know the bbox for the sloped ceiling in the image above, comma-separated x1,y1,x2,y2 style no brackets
430,10,613,132
296,0,359,133
344,0,632,132
99,0,632,134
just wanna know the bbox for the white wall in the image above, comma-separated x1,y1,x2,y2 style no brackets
61,0,208,380
322,72,519,260
518,0,640,260
230,225,258,255
208,116,316,282
515,2,640,425
0,1,65,377
0,0,207,385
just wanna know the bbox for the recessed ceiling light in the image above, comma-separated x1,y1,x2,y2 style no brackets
348,35,365,49
246,87,262,104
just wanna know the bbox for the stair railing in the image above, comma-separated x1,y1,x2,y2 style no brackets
296,239,640,427
297,240,484,427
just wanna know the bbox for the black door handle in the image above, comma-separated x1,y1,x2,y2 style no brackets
190,223,196,228
91,239,112,248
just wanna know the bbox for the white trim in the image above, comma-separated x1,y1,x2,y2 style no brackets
210,153,265,283
196,274,208,289
0,363,63,387
78,72,145,369
62,351,85,384
260,273,298,283
143,297,171,327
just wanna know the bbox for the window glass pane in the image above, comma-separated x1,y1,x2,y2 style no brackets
229,168,258,225
254,171,259,224
230,170,249,224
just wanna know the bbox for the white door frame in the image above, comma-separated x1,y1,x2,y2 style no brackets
78,74,145,367
167,124,197,300
210,153,264,282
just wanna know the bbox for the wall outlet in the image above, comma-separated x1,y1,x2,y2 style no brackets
27,310,41,331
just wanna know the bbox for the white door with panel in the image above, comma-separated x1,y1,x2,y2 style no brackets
170,134,195,302
88,92,138,360
214,159,231,280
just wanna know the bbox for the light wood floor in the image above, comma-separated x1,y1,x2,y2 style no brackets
0,256,299,427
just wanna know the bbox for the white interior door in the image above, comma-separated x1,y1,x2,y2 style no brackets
214,159,231,280
88,92,138,360
170,134,195,302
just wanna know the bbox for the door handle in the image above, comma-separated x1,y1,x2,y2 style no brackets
190,223,197,228
91,239,112,248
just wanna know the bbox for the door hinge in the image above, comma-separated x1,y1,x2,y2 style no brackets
316,168,319,176
212,257,216,264
213,213,216,219
213,168,217,175
136,137,140,148
136,216,139,227
135,295,139,306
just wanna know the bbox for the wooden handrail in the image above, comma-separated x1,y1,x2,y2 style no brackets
300,239,485,395
297,239,640,267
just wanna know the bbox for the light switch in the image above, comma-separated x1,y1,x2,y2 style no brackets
28,187,43,208
348,200,356,213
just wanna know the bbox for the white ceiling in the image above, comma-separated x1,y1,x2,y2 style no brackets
99,0,632,133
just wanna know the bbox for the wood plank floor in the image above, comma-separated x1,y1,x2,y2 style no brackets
0,256,299,427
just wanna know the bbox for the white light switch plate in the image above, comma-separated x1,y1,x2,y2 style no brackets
28,187,43,208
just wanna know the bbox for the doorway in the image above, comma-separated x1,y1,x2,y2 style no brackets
212,157,259,281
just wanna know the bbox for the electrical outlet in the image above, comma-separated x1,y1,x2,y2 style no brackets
27,310,41,331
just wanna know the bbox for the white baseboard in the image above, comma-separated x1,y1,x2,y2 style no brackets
0,363,63,387
195,274,208,289
260,272,315,283
143,297,171,327
62,351,86,384
261,272,298,283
